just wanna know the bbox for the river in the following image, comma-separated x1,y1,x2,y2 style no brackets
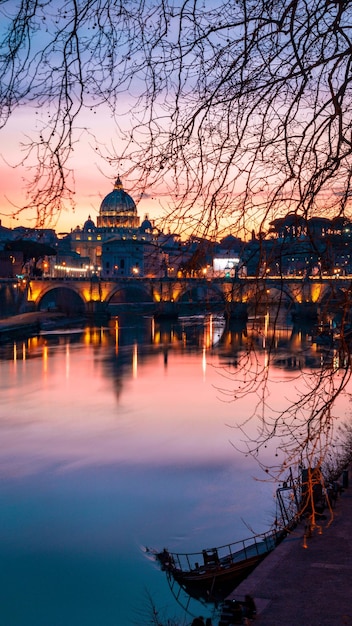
0,311,349,625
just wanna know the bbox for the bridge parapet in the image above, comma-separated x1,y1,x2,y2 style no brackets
25,275,351,312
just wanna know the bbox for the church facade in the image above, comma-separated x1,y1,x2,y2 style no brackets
64,176,181,278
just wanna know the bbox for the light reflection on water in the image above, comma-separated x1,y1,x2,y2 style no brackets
0,313,346,625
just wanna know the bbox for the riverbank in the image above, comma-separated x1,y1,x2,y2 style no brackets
0,311,87,340
226,467,351,625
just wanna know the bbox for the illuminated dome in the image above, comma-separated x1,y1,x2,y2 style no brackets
97,176,139,229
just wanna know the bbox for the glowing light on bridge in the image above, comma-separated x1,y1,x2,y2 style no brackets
54,264,89,275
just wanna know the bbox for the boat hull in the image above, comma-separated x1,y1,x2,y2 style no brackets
170,552,270,601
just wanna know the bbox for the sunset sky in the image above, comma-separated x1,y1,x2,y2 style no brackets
0,2,255,241
0,103,166,234
1,1,345,240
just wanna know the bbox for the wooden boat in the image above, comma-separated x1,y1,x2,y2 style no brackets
152,476,300,603
155,527,288,602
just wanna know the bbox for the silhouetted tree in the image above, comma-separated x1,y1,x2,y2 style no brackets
1,1,352,236
5,239,56,275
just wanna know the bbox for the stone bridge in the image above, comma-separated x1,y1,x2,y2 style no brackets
23,274,352,319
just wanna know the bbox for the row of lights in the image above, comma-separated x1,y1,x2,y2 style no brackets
54,264,102,274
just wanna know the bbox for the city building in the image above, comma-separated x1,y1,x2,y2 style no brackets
62,176,168,277
1,177,351,279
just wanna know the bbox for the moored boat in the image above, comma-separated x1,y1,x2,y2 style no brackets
150,474,300,603
154,527,288,602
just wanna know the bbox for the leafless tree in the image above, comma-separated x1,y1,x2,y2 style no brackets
213,312,352,527
1,0,352,235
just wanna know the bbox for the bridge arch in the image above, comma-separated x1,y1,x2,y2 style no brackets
316,282,352,324
107,283,153,305
36,286,86,315
176,282,225,307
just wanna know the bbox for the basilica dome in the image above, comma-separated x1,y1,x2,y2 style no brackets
97,176,139,229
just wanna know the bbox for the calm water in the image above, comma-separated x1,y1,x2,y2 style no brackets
0,313,348,625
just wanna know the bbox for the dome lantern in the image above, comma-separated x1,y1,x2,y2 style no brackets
114,175,123,190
